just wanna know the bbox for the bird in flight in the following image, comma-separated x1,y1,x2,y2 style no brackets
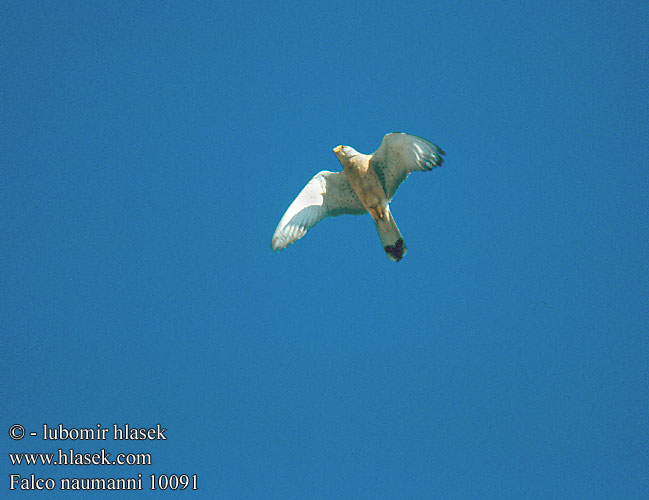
271,132,445,261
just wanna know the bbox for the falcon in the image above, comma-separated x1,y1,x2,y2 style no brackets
271,132,445,261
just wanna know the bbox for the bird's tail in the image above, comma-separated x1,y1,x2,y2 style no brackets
374,207,407,262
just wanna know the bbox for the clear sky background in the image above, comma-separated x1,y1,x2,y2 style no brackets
2,2,647,499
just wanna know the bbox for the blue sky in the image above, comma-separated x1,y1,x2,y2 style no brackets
2,1,647,498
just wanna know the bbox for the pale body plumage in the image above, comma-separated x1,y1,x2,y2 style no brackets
336,150,386,218
271,132,445,261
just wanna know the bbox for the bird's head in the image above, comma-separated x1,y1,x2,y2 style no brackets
333,145,358,158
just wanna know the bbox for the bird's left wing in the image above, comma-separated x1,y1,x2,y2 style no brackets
370,132,445,200
271,170,365,251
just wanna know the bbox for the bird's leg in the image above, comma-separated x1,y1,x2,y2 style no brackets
368,205,385,221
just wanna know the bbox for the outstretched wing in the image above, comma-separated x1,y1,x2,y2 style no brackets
271,170,365,251
370,132,445,200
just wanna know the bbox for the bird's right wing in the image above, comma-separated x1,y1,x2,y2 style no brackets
271,171,365,251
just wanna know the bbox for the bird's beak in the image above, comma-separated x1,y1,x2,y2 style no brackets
333,145,342,153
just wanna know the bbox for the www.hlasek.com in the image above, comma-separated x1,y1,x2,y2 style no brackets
7,423,198,492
